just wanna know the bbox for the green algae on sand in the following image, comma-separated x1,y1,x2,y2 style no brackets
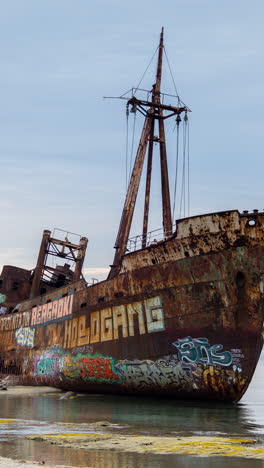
27,433,264,459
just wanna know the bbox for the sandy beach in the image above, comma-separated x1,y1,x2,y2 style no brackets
0,386,62,396
27,432,264,459
0,458,78,468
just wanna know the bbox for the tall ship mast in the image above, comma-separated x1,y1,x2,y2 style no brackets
109,27,190,278
0,30,263,402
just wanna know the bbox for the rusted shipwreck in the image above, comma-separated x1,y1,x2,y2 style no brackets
0,30,263,402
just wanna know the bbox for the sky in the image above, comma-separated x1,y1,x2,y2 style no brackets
0,0,263,282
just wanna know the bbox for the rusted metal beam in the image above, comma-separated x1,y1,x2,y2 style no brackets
73,237,88,281
142,118,155,248
30,230,51,299
155,27,163,95
49,238,81,250
127,97,187,116
108,115,153,278
154,28,172,236
159,110,172,236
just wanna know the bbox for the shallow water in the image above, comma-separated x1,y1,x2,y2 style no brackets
0,355,264,467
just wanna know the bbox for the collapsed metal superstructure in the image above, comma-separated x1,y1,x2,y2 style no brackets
30,230,88,298
0,230,88,310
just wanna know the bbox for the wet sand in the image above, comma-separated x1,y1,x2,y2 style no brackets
0,457,78,468
27,431,264,459
0,386,62,396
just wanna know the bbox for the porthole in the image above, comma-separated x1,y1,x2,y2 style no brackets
247,219,256,227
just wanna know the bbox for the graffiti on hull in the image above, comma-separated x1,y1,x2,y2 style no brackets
173,337,233,367
28,334,245,397
31,295,73,326
116,354,245,396
35,355,55,376
32,348,121,384
15,326,35,347
116,356,193,391
63,296,164,348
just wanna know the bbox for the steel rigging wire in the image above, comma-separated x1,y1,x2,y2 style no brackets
172,113,181,221
187,117,190,217
125,46,158,190
125,105,129,190
172,115,191,221
179,113,189,219
134,46,159,93
164,47,179,98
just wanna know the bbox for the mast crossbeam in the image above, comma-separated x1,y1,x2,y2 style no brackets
127,96,189,117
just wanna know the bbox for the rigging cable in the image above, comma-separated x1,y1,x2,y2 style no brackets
125,104,129,190
164,47,179,97
134,46,159,93
180,113,188,218
172,114,181,220
129,111,137,180
187,117,190,216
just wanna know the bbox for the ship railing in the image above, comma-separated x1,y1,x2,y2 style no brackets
126,224,176,252
86,278,99,286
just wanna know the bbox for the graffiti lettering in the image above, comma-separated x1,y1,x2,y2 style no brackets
78,357,120,381
15,327,35,347
173,337,233,367
127,303,145,336
113,306,128,339
35,356,56,376
117,357,193,391
0,311,31,332
33,348,120,383
90,311,100,343
28,346,245,396
0,294,6,304
72,345,93,355
101,308,113,341
63,296,164,348
31,295,73,326
145,297,165,333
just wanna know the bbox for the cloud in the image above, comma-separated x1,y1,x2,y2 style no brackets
83,267,110,282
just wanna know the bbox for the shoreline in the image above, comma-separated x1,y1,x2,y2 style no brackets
0,457,77,468
0,386,62,396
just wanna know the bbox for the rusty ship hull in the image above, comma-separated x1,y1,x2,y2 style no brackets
0,210,264,402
